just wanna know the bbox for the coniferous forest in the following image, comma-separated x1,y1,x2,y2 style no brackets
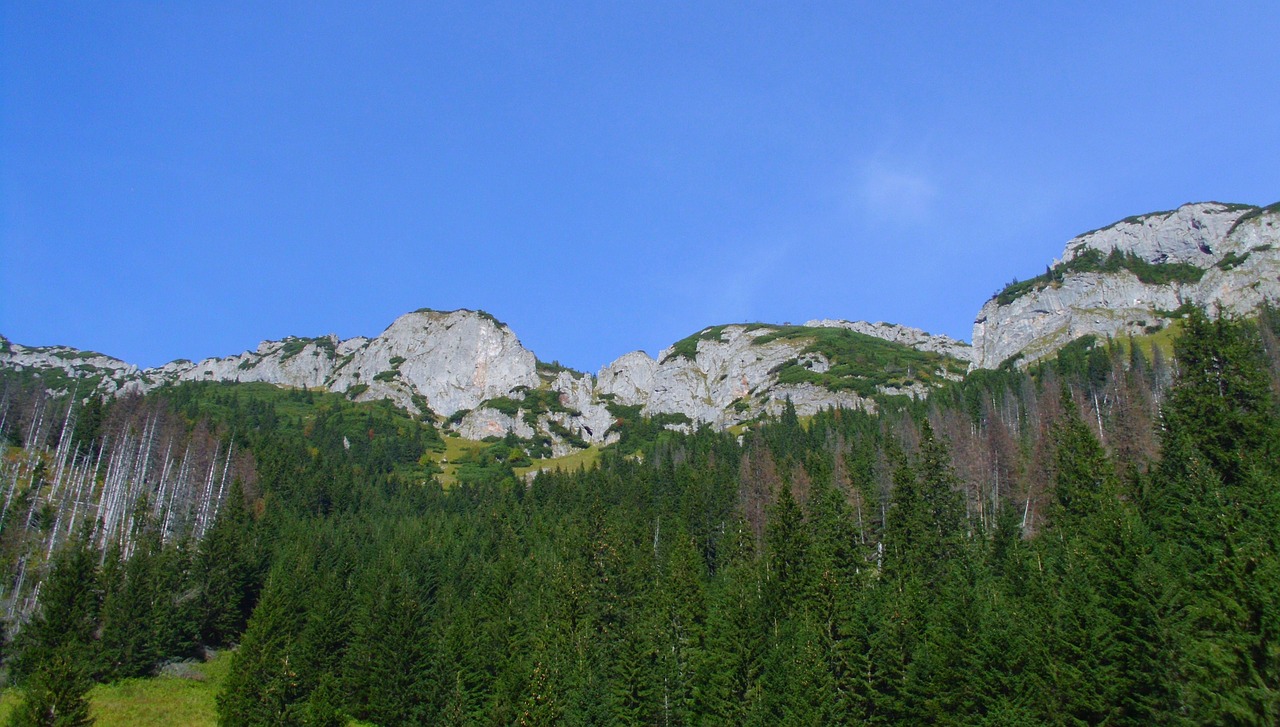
2,307,1279,725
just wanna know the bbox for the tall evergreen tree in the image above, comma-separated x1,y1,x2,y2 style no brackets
8,646,94,727
216,550,312,726
1161,308,1275,484
10,533,101,685
1149,310,1280,723
1038,393,1180,723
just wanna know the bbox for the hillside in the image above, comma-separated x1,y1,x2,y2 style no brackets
2,204,1280,719
3,304,1278,723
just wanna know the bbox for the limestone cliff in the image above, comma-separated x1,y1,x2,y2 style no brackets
594,322,967,428
2,313,967,454
972,202,1280,369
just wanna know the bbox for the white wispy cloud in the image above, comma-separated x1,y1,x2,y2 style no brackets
856,162,938,221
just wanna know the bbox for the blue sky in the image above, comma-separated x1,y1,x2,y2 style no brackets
3,2,1278,372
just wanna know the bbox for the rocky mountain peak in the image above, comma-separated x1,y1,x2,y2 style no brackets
328,308,539,416
972,201,1280,369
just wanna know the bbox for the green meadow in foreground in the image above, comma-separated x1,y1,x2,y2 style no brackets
0,652,229,727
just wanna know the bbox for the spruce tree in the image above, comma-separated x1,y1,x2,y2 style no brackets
216,555,310,725
1162,308,1275,485
8,646,94,727
1039,393,1180,723
1148,310,1280,722
197,481,260,647
10,533,101,685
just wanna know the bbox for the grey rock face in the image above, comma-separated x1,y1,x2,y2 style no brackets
455,408,536,442
326,310,540,415
548,370,615,446
598,325,803,428
594,324,892,427
972,202,1280,369
0,312,973,453
0,338,143,398
169,309,541,416
3,309,541,413
1062,203,1245,266
178,336,339,390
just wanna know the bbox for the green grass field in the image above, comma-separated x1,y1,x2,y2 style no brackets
0,651,230,726
431,435,602,487
432,436,490,486
514,445,602,478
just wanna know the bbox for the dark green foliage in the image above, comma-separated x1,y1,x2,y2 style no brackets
997,247,1207,305
535,359,578,377
481,386,582,429
68,396,107,457
97,542,163,680
663,324,764,362
0,363,107,401
1145,309,1280,723
1039,399,1181,723
1161,308,1275,483
1216,250,1252,270
451,434,531,483
278,336,335,362
10,535,101,684
7,646,93,727
1049,334,1112,388
197,486,263,647
344,565,438,725
605,402,692,454
1226,200,1280,235
661,322,970,399
753,325,968,396
92,532,199,681
882,425,965,585
215,558,311,725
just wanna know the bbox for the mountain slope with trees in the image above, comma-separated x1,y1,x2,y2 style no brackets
2,304,1276,724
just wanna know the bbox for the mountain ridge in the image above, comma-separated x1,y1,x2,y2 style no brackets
4,199,1279,454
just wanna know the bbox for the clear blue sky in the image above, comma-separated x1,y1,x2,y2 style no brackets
3,2,1278,372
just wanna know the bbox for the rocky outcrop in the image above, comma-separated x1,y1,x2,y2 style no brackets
594,322,966,427
805,319,973,363
2,309,540,415
0,337,145,397
178,335,341,391
972,202,1280,369
603,326,790,424
597,325,861,426
325,310,540,415
2,313,967,454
